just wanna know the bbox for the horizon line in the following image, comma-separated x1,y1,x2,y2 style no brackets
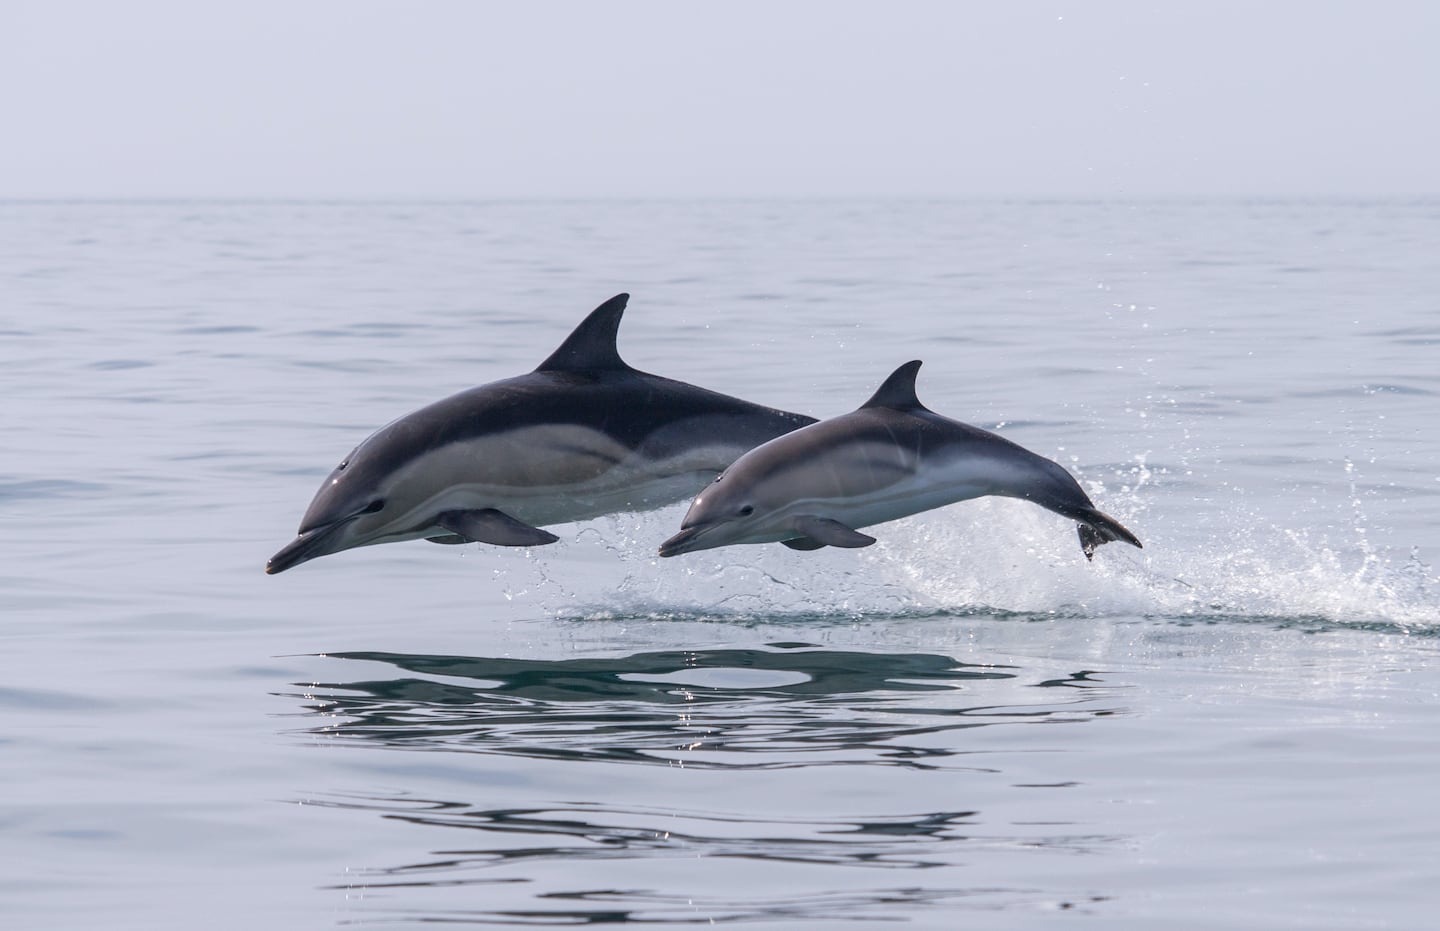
4,193,1438,205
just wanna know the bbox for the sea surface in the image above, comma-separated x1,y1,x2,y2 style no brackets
2,199,1438,929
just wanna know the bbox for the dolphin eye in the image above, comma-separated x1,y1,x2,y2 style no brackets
338,459,349,470
361,499,385,515
739,504,754,517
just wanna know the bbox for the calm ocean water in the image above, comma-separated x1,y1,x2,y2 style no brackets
3,199,1438,929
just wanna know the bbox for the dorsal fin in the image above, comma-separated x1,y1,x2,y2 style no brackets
534,293,632,373
860,360,927,410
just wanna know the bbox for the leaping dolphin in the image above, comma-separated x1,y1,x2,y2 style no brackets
657,360,1141,560
267,294,815,574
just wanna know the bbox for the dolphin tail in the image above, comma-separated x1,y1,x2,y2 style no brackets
1073,508,1142,560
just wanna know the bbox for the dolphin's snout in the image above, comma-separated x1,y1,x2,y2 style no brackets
266,535,314,575
657,525,705,558
266,550,297,575
266,524,345,575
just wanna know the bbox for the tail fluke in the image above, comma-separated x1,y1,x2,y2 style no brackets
1075,508,1142,560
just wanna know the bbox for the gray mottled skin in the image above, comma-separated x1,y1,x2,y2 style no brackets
267,294,815,574
658,360,1141,560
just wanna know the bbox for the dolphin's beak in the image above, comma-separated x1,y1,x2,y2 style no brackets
265,522,349,575
657,524,713,558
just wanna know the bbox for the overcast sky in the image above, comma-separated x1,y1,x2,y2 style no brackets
2,1,1436,198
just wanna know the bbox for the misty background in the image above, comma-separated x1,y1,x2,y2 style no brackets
3,0,1437,200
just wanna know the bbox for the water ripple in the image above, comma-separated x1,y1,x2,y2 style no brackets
315,797,995,871
306,792,1117,924
0,479,110,501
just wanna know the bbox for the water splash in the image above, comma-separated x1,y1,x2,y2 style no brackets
466,473,1438,633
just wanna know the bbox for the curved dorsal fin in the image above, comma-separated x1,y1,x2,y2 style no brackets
534,293,632,373
860,360,927,410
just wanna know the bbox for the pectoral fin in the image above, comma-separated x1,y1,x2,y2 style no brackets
425,534,470,545
781,537,827,551
789,515,876,549
435,509,560,547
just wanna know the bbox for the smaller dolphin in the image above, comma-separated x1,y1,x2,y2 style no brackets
658,360,1141,560
267,294,815,574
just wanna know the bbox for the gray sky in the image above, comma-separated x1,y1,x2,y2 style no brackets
3,0,1436,198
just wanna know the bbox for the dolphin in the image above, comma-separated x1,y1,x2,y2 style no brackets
266,294,816,574
657,360,1141,560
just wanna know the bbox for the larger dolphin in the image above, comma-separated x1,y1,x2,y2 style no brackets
267,294,815,574
658,360,1141,559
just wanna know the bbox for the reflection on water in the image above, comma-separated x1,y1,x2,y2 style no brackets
290,645,1118,771
287,645,1124,924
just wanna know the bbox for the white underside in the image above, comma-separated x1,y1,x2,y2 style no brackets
714,454,1023,547
381,468,719,543
354,425,750,547
771,477,989,542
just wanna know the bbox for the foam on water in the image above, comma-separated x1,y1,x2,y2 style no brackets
481,486,1438,634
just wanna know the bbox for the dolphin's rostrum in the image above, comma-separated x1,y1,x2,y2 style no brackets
267,294,815,574
657,360,1141,560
